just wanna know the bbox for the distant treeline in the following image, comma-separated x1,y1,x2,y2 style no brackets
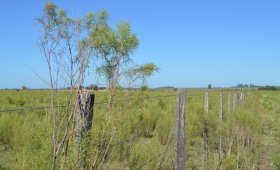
235,84,280,91
258,86,280,91
3,84,280,91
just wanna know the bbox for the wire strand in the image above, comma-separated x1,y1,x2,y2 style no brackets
0,92,225,113
136,145,175,170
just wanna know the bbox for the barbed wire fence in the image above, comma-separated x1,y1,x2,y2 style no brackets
0,90,246,169
0,93,208,113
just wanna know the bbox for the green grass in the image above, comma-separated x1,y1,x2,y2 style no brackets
0,89,280,169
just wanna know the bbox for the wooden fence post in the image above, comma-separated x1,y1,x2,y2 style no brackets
204,92,209,167
75,91,95,166
205,92,209,114
228,94,231,113
240,92,244,104
218,93,223,163
233,94,237,110
175,89,186,170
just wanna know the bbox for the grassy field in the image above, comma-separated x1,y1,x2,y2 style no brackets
0,89,280,169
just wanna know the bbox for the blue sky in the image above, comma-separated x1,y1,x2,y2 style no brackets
0,0,280,88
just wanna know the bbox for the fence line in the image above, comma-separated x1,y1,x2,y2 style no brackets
0,90,247,169
0,105,66,113
0,95,174,113
0,93,207,113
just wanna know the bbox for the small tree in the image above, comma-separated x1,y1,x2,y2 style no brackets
37,2,159,169
37,2,108,169
89,12,159,169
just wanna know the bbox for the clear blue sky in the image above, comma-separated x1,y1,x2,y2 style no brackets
1,0,280,88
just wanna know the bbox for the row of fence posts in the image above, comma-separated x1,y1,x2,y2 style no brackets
174,89,245,170
74,90,245,169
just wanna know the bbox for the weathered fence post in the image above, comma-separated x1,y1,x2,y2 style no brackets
75,91,95,166
240,92,244,104
218,93,223,163
204,92,209,168
233,94,237,110
228,94,231,113
205,92,209,114
175,89,186,170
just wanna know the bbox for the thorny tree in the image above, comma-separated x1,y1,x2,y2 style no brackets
89,13,158,169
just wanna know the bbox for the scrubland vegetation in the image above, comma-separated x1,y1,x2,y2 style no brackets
1,89,280,169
